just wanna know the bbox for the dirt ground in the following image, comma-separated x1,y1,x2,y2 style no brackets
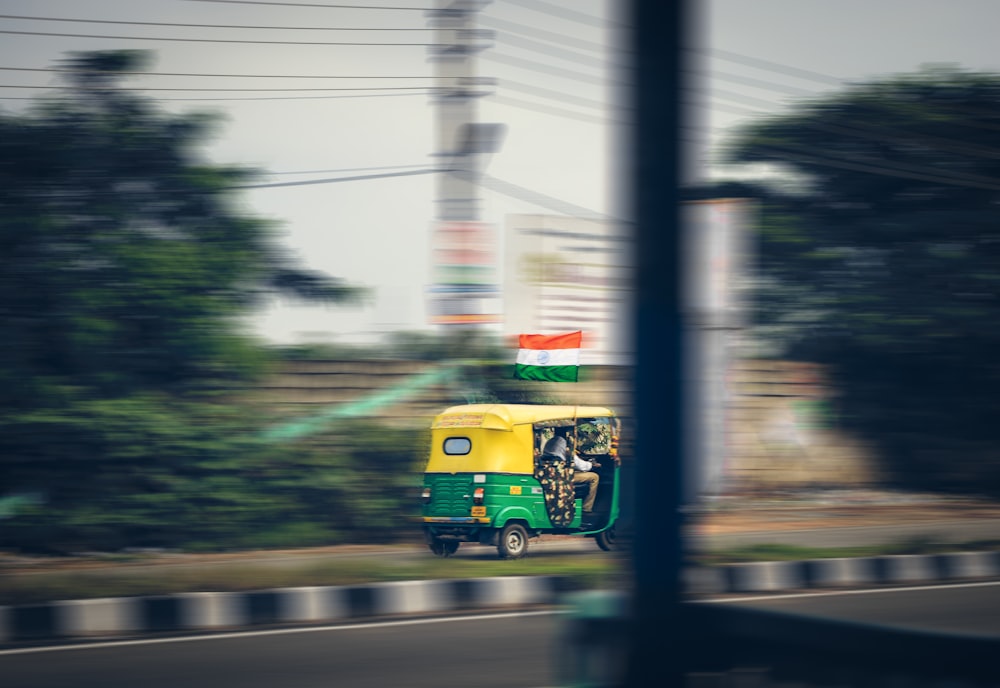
692,489,1000,535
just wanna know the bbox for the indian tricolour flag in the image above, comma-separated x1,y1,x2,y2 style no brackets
514,331,582,382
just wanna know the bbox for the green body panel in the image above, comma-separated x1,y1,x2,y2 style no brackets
422,470,623,533
422,473,554,529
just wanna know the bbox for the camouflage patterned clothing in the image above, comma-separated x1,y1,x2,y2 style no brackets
535,434,576,526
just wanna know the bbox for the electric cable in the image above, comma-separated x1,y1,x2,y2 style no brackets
0,83,431,92
0,66,434,79
230,167,439,189
483,52,606,85
497,0,616,30
747,144,1000,192
0,91,432,101
480,15,607,54
183,0,428,10
0,13,431,30
0,29,433,45
488,94,614,125
490,30,611,71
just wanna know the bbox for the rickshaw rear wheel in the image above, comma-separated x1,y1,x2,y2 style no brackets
429,539,459,557
595,525,616,551
497,523,528,559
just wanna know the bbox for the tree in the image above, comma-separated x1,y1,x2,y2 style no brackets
0,50,360,402
724,67,1000,494
0,51,364,548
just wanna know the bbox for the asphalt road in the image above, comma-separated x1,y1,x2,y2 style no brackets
0,612,564,688
715,580,1000,636
3,582,998,688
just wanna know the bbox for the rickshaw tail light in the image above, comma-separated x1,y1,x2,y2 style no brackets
473,487,485,505
421,487,432,504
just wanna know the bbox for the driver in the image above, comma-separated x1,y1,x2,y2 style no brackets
566,435,600,514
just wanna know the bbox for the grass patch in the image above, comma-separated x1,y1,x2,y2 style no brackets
4,537,999,606
0,550,627,606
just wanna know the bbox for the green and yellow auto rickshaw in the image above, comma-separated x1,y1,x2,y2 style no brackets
420,404,622,559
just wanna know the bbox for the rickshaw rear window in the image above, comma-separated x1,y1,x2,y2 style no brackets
443,437,472,455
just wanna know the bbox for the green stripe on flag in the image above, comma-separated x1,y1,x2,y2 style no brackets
514,363,579,382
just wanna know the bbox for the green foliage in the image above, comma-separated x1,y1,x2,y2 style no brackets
0,397,431,553
0,50,359,401
0,50,373,553
724,67,1000,494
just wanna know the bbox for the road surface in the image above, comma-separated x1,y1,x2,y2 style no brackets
3,582,998,688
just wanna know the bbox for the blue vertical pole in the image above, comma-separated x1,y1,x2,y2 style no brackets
623,0,689,686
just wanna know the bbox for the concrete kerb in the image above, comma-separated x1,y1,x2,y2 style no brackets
0,575,570,644
2,554,999,644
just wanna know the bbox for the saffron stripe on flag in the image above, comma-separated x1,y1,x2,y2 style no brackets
518,331,582,351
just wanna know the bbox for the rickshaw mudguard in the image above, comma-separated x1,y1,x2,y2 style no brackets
491,505,537,529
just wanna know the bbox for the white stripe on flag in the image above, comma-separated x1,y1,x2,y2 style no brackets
516,348,580,367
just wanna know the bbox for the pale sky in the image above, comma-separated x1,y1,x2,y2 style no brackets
3,1,1000,345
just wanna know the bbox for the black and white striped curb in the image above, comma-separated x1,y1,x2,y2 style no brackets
0,575,568,644
686,550,1000,595
3,551,999,643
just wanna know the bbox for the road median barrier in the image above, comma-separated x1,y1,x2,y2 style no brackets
2,551,999,645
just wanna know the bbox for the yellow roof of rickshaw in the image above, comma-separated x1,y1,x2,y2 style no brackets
431,404,616,431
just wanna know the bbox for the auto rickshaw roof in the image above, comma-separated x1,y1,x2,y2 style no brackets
431,404,616,431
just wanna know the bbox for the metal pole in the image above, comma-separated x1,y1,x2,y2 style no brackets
623,1,689,685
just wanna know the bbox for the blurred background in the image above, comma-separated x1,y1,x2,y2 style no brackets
4,0,1000,554
3,1,1000,684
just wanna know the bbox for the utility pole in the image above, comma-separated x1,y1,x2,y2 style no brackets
426,0,504,329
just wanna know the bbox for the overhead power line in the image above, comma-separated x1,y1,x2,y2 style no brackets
0,91,431,102
483,52,606,85
479,15,607,54
250,164,625,222
0,14,431,30
231,167,439,189
492,30,610,71
0,67,433,79
184,0,428,9
0,29,433,45
500,78,608,111
153,91,432,101
469,172,621,222
0,84,431,92
489,94,612,125
756,145,1000,192
267,163,430,175
498,0,617,30
702,69,824,97
704,48,843,87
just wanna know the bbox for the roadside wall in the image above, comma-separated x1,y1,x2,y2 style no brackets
726,360,881,490
251,358,879,491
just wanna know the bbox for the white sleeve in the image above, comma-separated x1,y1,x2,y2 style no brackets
573,455,592,471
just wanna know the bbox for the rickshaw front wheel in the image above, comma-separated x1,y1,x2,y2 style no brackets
429,539,460,557
497,523,528,559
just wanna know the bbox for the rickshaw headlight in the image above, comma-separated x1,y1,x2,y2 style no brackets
473,487,485,505
422,487,432,504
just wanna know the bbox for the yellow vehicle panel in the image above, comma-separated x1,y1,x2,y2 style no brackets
426,404,616,475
